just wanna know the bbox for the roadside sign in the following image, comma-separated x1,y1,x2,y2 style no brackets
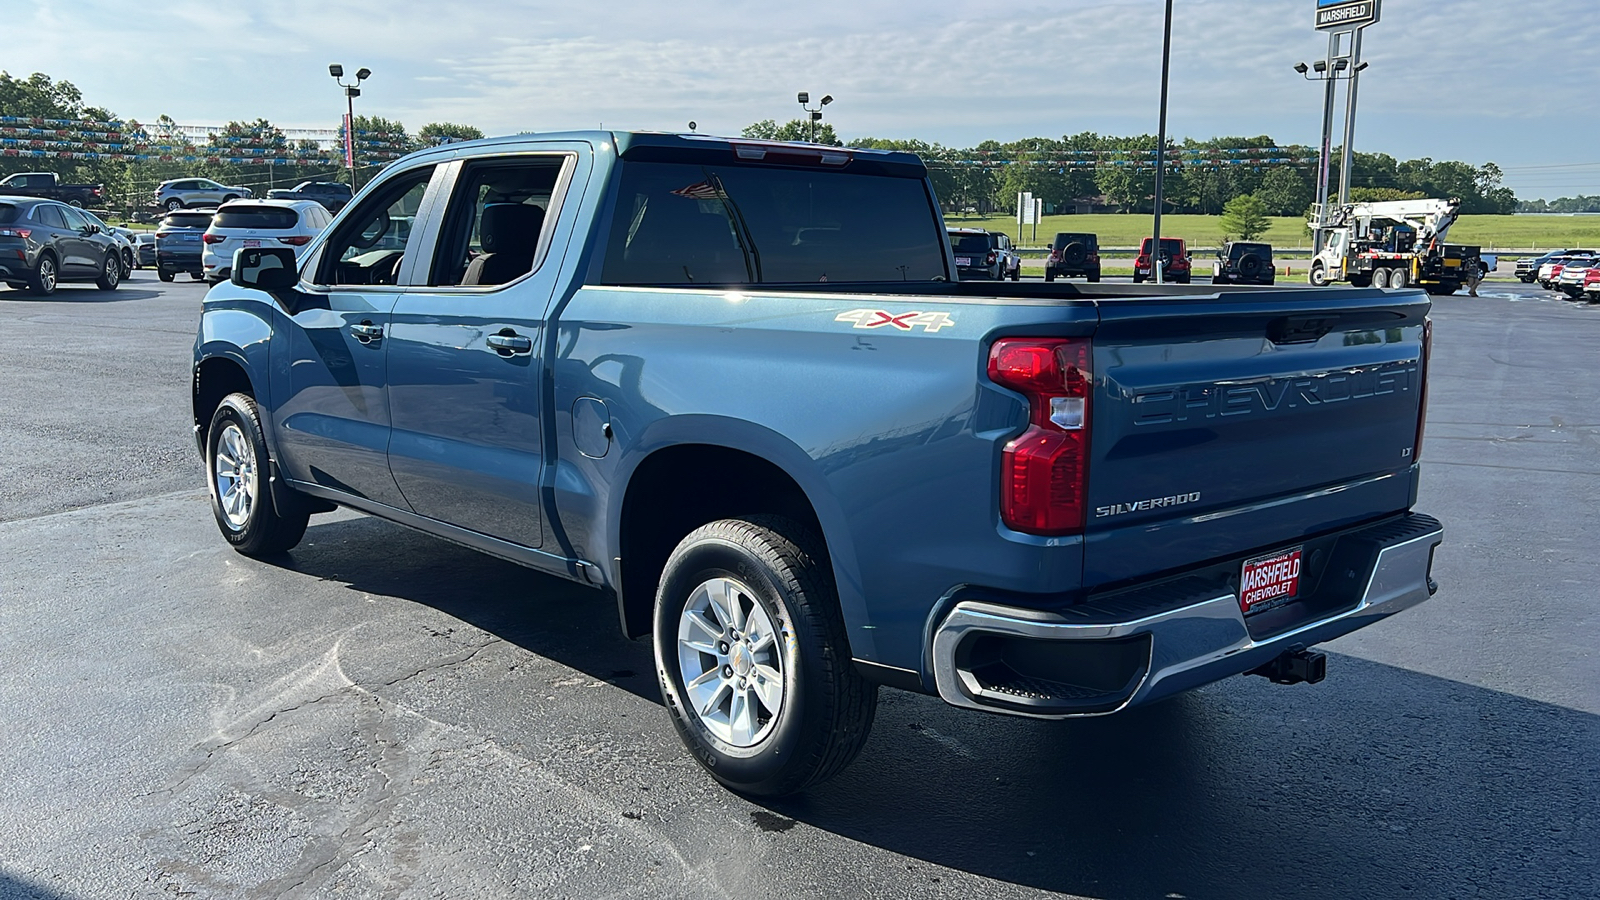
1315,0,1379,30
1017,192,1035,224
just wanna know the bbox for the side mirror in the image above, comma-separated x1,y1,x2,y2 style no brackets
232,247,299,291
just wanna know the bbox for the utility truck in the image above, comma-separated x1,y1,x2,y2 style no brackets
1309,198,1481,295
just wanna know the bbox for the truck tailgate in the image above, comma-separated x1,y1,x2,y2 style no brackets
1083,289,1429,588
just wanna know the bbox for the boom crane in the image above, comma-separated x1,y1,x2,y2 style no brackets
1308,197,1480,294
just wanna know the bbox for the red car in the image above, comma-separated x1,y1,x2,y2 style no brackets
1133,237,1191,284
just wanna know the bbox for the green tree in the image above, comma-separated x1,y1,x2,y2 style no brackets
418,121,484,146
741,119,841,146
1256,166,1313,216
1220,193,1269,241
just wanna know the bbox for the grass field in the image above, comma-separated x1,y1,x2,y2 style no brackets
945,213,1600,253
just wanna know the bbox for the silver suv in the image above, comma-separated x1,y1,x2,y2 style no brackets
154,178,254,212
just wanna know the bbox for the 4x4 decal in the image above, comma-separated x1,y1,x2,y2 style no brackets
835,309,955,332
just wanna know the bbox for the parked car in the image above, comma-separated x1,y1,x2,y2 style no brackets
265,181,353,211
133,231,158,269
1044,232,1100,282
1583,267,1600,302
1555,258,1597,298
79,210,136,276
1212,241,1276,286
154,179,254,212
1133,236,1191,283
0,196,124,295
155,209,215,281
1515,249,1592,283
0,172,104,208
195,131,1443,797
947,227,1019,280
201,200,332,284
1539,254,1596,290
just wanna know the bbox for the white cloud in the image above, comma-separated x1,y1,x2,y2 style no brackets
13,0,1598,198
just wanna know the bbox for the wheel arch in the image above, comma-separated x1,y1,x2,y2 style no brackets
608,419,863,656
192,352,255,453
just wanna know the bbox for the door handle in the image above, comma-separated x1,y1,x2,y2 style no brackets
486,331,533,356
350,321,384,343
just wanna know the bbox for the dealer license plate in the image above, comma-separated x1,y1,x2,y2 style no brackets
1239,546,1303,615
954,256,971,266
242,239,261,248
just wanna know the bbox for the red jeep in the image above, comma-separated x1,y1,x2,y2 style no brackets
1133,237,1191,284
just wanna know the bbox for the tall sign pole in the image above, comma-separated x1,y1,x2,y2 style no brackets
1310,0,1380,250
1151,0,1174,285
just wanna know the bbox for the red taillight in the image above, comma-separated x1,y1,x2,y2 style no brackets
201,232,225,244
1049,249,1061,262
277,234,312,246
1414,318,1432,462
1088,253,1099,262
1136,255,1148,267
988,337,1092,535
0,227,31,239
986,251,997,265
155,231,173,240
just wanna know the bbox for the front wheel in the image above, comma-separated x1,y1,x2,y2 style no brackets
206,393,309,556
654,516,877,797
1308,263,1328,287
95,252,121,290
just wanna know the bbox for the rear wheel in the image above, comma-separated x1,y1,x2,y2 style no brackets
158,268,175,283
1044,270,1056,282
1390,268,1409,289
95,252,121,290
1087,273,1100,283
654,516,876,797
1371,268,1390,289
164,198,184,212
27,254,58,296
206,393,309,556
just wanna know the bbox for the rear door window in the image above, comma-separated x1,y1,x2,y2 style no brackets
35,205,66,229
428,156,568,287
214,205,301,230
601,161,946,284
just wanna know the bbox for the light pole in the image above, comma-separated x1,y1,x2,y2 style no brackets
796,92,833,143
1294,50,1365,252
1150,0,1174,284
329,64,371,187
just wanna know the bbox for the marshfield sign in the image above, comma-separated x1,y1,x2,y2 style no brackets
1316,0,1380,30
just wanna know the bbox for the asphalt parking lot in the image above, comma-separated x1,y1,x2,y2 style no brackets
1,273,1595,900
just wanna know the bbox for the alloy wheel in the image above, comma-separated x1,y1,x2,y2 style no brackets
213,423,258,530
676,576,786,747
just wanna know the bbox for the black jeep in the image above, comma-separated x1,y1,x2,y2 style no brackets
1045,232,1100,282
1213,241,1275,286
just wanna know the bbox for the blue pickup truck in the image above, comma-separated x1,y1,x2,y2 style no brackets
193,132,1443,796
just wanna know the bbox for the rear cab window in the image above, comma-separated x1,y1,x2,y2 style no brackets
601,160,947,285
213,206,301,230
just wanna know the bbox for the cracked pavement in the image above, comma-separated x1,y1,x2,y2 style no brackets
0,275,1596,899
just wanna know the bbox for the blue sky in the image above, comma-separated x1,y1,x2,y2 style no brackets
13,0,1597,199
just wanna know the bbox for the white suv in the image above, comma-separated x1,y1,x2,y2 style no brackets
201,200,331,284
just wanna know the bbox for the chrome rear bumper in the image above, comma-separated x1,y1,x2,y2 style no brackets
931,514,1443,719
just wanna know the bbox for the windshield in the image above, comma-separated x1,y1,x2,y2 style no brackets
1229,243,1271,258
1142,238,1183,255
601,161,947,284
163,213,214,229
949,233,994,254
213,205,300,230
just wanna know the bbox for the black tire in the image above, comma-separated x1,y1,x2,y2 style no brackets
1390,268,1408,289
222,194,239,204
1061,242,1087,266
95,252,121,290
1371,268,1390,289
122,248,134,275
1044,269,1056,282
27,253,58,296
1349,274,1372,287
191,272,204,281
1087,273,1100,283
1010,262,1020,281
205,393,309,556
158,268,175,283
1308,263,1328,287
163,198,184,212
654,515,877,797
1176,274,1191,284
1132,273,1145,284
